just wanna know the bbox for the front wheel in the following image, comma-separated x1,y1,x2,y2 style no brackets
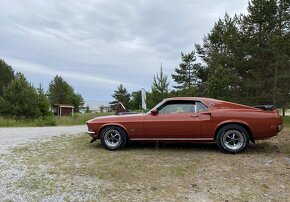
100,126,127,150
216,124,250,153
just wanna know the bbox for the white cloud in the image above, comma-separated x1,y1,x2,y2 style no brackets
2,56,140,87
0,0,248,100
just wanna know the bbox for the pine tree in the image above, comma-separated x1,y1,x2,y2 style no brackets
270,0,290,114
146,64,170,108
152,64,169,94
239,0,278,104
48,75,84,112
110,84,130,110
196,14,242,101
36,84,50,117
0,59,14,96
0,73,41,118
130,90,142,110
172,51,199,90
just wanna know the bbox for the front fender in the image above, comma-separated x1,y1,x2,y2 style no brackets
97,123,129,139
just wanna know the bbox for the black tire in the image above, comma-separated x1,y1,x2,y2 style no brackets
100,126,127,151
216,124,250,154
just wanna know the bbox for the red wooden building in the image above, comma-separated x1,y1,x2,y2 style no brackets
54,104,74,116
116,102,126,114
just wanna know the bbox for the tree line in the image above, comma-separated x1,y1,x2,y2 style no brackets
0,59,84,118
111,0,290,114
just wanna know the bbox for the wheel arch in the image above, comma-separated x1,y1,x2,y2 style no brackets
98,123,129,139
214,121,255,143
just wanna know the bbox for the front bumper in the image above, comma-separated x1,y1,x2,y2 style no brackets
85,130,96,138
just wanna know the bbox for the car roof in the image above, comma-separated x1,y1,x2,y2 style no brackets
162,97,254,109
163,97,217,103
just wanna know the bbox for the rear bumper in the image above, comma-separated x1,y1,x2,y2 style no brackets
85,130,96,138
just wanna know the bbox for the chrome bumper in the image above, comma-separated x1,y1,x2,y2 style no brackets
85,130,96,138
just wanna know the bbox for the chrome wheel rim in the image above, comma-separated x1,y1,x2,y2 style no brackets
104,129,122,148
222,130,245,151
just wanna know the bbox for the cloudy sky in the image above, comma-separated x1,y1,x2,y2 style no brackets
0,0,248,103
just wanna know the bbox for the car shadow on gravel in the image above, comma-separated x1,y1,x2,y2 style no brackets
91,142,219,153
128,142,219,152
90,140,285,154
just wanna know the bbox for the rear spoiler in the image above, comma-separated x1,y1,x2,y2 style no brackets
253,105,274,111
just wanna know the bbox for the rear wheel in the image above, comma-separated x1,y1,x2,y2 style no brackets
216,124,249,153
100,126,127,150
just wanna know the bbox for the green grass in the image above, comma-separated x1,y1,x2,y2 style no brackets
54,112,113,126
9,135,200,201
5,131,290,201
0,112,113,127
282,116,290,128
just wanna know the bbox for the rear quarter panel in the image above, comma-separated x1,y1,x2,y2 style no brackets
202,109,281,140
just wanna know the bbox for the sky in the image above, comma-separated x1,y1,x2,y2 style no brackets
0,0,249,104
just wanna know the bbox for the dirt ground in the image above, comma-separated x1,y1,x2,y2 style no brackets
0,129,289,201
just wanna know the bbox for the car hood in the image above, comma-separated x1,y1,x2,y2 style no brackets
87,113,146,123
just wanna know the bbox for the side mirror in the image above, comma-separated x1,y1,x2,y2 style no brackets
150,109,158,115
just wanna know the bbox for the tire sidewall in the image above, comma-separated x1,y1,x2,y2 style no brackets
217,124,249,153
100,126,127,151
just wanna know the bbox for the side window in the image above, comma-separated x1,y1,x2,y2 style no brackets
196,102,207,112
158,101,197,114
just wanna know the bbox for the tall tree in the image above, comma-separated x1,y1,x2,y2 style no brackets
195,0,290,109
36,84,50,117
0,59,14,96
196,14,243,101
130,90,142,110
147,64,170,108
48,75,84,112
152,64,169,95
239,0,278,104
172,51,200,91
0,73,49,118
110,84,130,110
270,0,290,113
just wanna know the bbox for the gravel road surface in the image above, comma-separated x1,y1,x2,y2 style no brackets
0,125,86,154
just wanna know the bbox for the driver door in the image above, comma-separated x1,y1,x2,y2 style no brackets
143,101,201,139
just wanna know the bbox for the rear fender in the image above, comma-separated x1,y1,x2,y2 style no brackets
214,120,254,143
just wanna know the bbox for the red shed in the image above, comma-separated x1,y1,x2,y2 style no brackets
116,102,126,114
54,104,74,116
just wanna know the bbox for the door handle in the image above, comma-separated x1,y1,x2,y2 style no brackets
190,115,199,118
200,112,211,116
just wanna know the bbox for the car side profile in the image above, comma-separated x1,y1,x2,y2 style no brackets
86,97,283,153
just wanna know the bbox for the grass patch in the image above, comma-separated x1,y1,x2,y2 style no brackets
3,130,290,201
8,135,200,201
0,116,57,127
282,116,290,128
0,112,113,127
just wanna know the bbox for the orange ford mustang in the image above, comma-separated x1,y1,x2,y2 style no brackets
86,97,283,153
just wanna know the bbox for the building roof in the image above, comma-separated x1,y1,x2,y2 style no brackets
116,102,126,109
54,104,75,108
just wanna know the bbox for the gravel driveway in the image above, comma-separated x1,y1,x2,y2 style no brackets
0,125,88,201
0,125,86,154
